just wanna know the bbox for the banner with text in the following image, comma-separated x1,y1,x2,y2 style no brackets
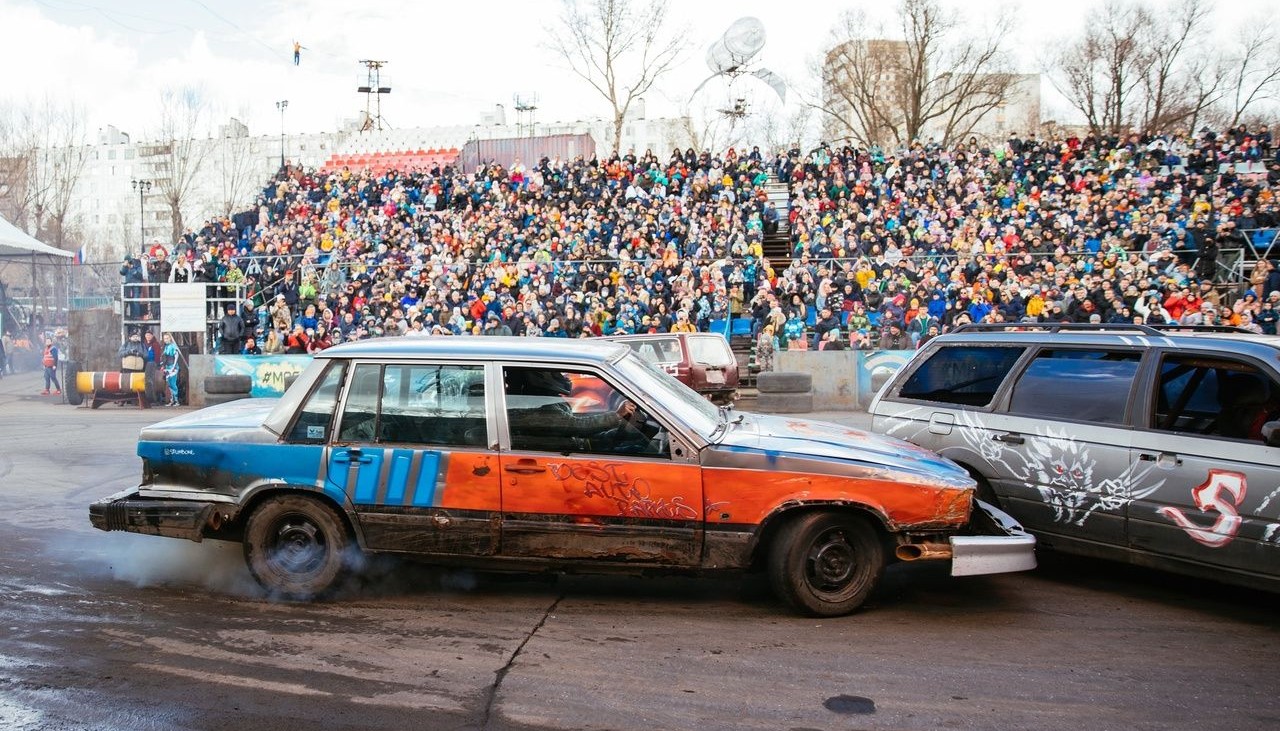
213,355,312,397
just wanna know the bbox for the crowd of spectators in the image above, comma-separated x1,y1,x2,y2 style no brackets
133,123,1280,365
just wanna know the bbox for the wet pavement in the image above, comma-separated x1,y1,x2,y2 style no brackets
0,371,1277,730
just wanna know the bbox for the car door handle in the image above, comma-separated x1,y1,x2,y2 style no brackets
334,449,372,464
992,432,1025,445
506,459,546,475
1138,452,1182,466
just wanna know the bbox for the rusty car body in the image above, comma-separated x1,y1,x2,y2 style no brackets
91,338,1034,616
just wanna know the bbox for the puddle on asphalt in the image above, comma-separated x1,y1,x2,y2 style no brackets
824,694,876,714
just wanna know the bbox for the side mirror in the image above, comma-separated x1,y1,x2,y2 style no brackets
1263,421,1280,448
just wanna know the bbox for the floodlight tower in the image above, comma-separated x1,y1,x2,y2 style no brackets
513,93,539,138
357,60,391,132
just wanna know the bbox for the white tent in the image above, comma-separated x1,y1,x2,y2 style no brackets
0,213,73,259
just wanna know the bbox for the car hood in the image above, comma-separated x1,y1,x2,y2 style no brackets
713,411,972,488
139,398,282,444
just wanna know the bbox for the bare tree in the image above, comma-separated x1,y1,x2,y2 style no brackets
1048,0,1232,136
1138,0,1211,132
34,100,89,249
816,0,1016,148
213,116,258,219
547,0,686,154
0,98,88,248
0,102,33,228
150,87,212,243
1222,20,1280,128
1050,1,1154,136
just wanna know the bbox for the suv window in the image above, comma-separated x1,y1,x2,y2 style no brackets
1151,355,1280,443
1007,349,1141,424
898,346,1024,407
287,362,347,443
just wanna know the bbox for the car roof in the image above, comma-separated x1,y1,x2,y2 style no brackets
316,336,630,364
933,329,1280,359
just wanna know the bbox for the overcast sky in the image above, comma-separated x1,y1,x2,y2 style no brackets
1,0,1271,142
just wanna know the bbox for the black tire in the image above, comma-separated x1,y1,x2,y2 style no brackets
243,495,353,600
756,371,812,394
755,392,813,413
202,393,249,406
65,361,83,406
767,512,884,617
143,362,160,405
204,374,252,394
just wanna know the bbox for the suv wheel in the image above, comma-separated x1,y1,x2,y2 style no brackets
244,495,353,599
767,512,884,617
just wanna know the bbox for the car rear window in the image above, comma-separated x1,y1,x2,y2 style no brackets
688,336,733,366
898,346,1024,407
1007,349,1141,424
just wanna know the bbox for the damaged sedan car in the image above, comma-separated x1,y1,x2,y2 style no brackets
91,338,1034,616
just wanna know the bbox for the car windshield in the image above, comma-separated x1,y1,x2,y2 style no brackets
615,350,720,437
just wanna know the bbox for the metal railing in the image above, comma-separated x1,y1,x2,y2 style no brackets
120,282,246,352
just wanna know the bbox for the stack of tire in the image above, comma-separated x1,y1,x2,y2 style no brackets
754,371,813,413
203,374,252,406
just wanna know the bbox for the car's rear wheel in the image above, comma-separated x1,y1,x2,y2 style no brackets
767,512,884,617
243,495,353,599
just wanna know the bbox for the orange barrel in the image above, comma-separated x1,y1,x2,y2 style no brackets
77,371,146,393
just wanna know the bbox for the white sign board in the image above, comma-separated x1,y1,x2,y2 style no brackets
160,283,207,332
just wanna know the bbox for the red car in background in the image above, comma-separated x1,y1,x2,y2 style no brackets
603,333,740,405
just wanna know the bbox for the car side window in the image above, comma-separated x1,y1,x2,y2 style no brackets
897,346,1024,407
379,364,487,447
337,363,382,443
287,362,347,443
503,366,669,458
1007,349,1141,424
1151,355,1280,443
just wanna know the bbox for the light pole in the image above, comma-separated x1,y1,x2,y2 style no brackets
276,99,289,170
130,179,151,258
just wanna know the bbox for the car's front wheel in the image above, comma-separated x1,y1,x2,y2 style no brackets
767,512,884,617
243,495,353,599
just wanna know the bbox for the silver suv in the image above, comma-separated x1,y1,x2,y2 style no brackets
870,323,1280,592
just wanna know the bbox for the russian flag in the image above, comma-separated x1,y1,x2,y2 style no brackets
73,245,86,265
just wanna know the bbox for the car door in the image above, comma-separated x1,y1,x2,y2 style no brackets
328,361,500,556
990,347,1144,547
1128,351,1280,574
497,364,702,565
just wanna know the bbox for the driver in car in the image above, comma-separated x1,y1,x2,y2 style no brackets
505,368,657,450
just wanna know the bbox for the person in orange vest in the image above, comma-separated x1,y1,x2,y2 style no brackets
40,336,61,396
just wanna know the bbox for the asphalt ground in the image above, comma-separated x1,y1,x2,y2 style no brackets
0,371,1277,731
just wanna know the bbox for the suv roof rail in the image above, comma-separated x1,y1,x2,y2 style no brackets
950,322,1256,336
950,322,1166,336
1146,324,1255,334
